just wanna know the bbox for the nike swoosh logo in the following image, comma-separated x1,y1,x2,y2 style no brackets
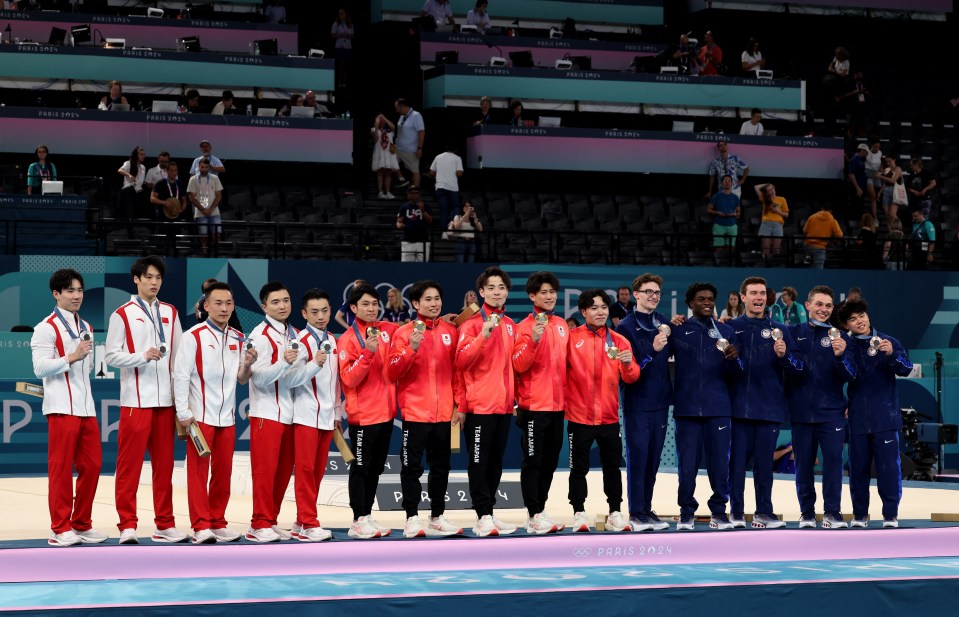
718,425,728,430
797,337,807,340
884,439,893,444
735,330,744,334
835,427,844,431
684,330,694,335
661,424,667,429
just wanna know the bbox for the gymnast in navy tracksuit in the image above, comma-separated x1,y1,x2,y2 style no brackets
672,283,742,528
616,273,672,529
836,299,912,526
728,277,804,526
785,285,856,527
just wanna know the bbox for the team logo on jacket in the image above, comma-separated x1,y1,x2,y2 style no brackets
380,331,390,343
761,328,772,339
820,337,832,347
339,351,347,360
558,326,566,337
708,329,720,339
506,325,513,335
575,339,585,348
441,333,452,346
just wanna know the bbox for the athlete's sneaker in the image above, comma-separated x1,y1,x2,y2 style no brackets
606,511,631,532
676,514,695,531
48,530,81,547
729,513,747,529
491,515,517,535
799,512,818,529
404,516,426,538
152,527,189,543
290,523,303,540
630,514,654,532
822,512,848,529
298,526,333,542
647,512,670,531
472,515,499,537
119,528,139,544
348,517,382,540
270,525,292,541
709,513,734,530
752,514,787,529
525,513,559,535
882,516,899,529
541,512,565,531
571,511,590,533
212,528,242,542
368,516,392,537
73,528,108,544
427,515,462,537
850,516,869,529
245,527,281,543
192,529,216,544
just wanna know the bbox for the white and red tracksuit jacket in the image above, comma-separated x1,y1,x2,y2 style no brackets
31,309,95,416
247,316,299,425
288,326,343,430
173,321,245,426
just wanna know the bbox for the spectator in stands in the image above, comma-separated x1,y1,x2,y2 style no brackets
855,213,881,268
422,0,455,26
396,185,433,262
509,100,531,127
803,202,843,269
740,108,764,136
182,89,202,114
825,46,850,96
671,34,698,75
383,288,411,323
882,218,905,271
566,316,580,329
847,144,872,213
907,158,937,217
769,286,807,326
909,207,935,270
26,144,57,195
609,286,635,327
836,69,870,138
98,80,129,111
331,9,354,88
144,151,171,193
303,90,332,117
149,160,186,222
466,1,491,33
193,279,243,329
875,154,904,229
764,286,777,319
719,291,743,322
755,182,789,259
741,38,765,76
190,139,225,176
696,30,723,76
265,0,286,24
448,200,483,263
707,174,740,255
429,143,464,225
394,98,426,189
335,279,366,330
187,157,224,255
372,113,399,200
117,145,146,220
474,96,495,126
862,137,883,219
211,91,237,115
705,139,749,198
462,290,478,310
277,93,303,117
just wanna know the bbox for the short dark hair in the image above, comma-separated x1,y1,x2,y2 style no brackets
221,90,234,101
204,282,232,302
807,285,834,301
199,157,211,166
186,88,200,99
631,273,663,292
301,287,331,308
524,271,560,295
50,268,83,293
410,280,442,303
259,281,290,304
158,150,170,158
349,283,379,306
395,97,409,108
685,282,718,306
617,285,630,293
836,299,869,325
578,288,610,311
476,266,511,291
200,278,218,293
167,161,178,169
739,276,767,295
751,107,762,116
131,255,165,279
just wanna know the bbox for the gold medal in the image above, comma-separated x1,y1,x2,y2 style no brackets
606,345,619,360
535,313,548,325
489,313,501,327
366,326,380,338
413,320,427,333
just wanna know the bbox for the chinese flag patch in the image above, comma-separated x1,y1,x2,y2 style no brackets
162,317,170,324
229,345,238,351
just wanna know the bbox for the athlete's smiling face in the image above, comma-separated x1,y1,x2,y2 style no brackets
262,290,291,322
805,293,834,322
741,283,766,319
844,311,871,335
689,290,716,320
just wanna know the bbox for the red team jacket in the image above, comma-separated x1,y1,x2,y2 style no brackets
388,318,458,423
512,311,569,412
455,307,516,415
565,325,640,425
338,318,398,426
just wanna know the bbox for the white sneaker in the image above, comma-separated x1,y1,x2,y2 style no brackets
882,516,899,529
298,526,333,542
606,511,631,532
377,192,387,199
348,516,382,540
368,516,392,537
384,192,396,200
152,527,189,543
571,511,590,533
73,528,108,544
676,515,695,531
709,514,734,530
404,516,426,538
271,525,292,541
525,512,559,535
491,515,517,535
427,515,463,537
212,528,242,542
472,514,499,537
48,530,81,547
245,526,281,543
290,523,303,540
647,512,670,531
119,528,139,544
192,529,216,544
541,512,565,531
729,514,747,529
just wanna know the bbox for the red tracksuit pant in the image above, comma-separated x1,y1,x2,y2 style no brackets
115,406,176,531
249,417,294,529
47,414,102,533
293,425,334,529
187,422,236,531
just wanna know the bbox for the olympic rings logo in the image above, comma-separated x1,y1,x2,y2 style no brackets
572,547,591,558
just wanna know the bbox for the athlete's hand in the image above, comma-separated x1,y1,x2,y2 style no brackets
366,333,380,353
441,313,457,325
410,329,424,351
724,343,739,360
879,339,893,356
68,340,94,363
653,332,668,352
283,348,298,365
452,411,466,427
315,349,328,367
144,348,164,362
531,320,546,343
178,417,194,428
773,338,786,358
618,349,633,365
481,320,497,339
335,419,343,432
242,348,257,367
671,314,686,326
831,337,846,357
